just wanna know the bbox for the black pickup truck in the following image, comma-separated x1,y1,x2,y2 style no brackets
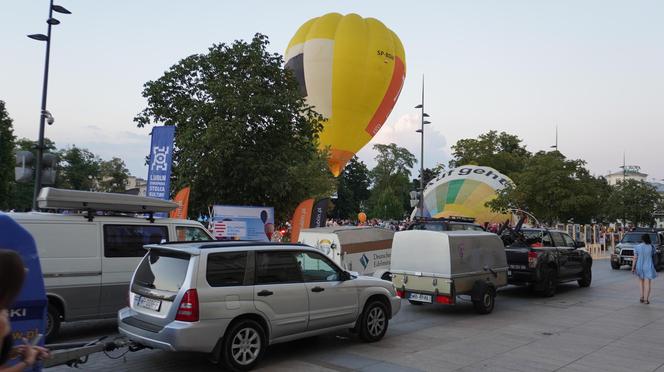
503,228,592,297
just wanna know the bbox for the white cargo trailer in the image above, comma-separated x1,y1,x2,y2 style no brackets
391,230,508,314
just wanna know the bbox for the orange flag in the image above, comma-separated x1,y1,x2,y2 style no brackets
290,198,314,243
170,187,191,219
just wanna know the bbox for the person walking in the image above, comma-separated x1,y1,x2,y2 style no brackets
632,234,657,304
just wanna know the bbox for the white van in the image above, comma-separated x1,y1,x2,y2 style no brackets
6,188,213,340
298,226,394,280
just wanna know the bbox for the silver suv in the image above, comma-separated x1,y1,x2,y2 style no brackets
118,241,401,371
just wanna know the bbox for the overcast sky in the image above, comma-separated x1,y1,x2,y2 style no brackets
2,0,663,181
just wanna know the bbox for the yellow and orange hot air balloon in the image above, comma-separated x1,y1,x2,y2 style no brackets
285,13,406,176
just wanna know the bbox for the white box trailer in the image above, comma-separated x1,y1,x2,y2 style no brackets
297,226,394,279
391,230,508,314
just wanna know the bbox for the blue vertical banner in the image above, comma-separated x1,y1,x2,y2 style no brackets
147,126,175,217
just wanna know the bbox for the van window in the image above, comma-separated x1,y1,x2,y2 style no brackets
134,249,190,292
255,251,303,284
207,252,248,287
176,226,213,242
103,225,168,257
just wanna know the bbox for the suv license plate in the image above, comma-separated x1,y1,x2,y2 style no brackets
408,293,432,303
136,296,162,311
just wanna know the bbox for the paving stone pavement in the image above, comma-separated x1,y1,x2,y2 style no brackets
47,261,664,371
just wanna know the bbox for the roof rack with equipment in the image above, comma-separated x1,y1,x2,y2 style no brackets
36,187,178,222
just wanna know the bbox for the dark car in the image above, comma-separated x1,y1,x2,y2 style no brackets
502,228,592,297
407,216,485,232
611,230,664,271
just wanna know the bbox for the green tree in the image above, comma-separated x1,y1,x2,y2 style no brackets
12,137,58,211
135,34,334,221
368,143,416,219
488,151,609,224
450,130,530,176
606,179,662,226
0,101,15,210
334,156,371,219
58,146,101,191
99,157,130,193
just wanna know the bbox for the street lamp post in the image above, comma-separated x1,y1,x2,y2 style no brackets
28,0,71,210
414,75,431,218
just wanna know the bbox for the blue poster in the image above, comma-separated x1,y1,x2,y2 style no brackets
211,205,275,242
146,126,175,217
0,214,46,372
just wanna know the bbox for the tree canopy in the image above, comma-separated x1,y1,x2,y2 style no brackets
135,34,334,221
488,150,611,224
333,156,371,219
368,143,416,219
605,179,662,226
0,101,15,210
450,130,531,176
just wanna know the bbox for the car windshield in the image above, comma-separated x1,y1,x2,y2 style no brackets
621,233,658,244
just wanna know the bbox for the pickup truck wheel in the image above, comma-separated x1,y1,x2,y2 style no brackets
578,264,592,287
610,261,621,270
46,304,61,342
359,301,389,342
222,319,266,371
408,300,424,305
539,268,557,297
472,286,495,315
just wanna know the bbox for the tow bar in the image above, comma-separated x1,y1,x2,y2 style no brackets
43,337,146,368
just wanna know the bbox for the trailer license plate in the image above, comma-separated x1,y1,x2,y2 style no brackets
135,296,161,311
408,293,432,303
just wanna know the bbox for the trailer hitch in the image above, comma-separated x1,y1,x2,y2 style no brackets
43,336,146,368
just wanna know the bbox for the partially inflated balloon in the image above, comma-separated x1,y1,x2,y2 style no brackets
415,165,513,225
285,13,406,176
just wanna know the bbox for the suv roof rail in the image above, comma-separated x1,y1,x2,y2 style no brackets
144,241,311,251
37,187,177,222
412,216,476,223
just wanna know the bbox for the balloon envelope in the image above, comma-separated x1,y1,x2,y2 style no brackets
415,165,512,225
358,212,367,223
286,13,406,176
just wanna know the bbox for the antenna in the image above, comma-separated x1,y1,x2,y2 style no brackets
550,125,558,151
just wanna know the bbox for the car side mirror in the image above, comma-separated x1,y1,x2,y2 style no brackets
340,271,352,281
575,241,585,249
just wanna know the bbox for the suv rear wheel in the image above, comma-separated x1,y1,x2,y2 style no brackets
358,300,388,342
222,319,266,371
538,267,557,297
578,264,592,287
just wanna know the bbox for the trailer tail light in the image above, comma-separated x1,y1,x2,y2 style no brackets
435,295,453,305
175,289,199,322
528,251,540,269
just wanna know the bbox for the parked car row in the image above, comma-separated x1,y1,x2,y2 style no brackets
5,189,596,371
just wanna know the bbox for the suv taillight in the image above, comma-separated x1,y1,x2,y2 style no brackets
175,289,199,322
528,251,540,269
